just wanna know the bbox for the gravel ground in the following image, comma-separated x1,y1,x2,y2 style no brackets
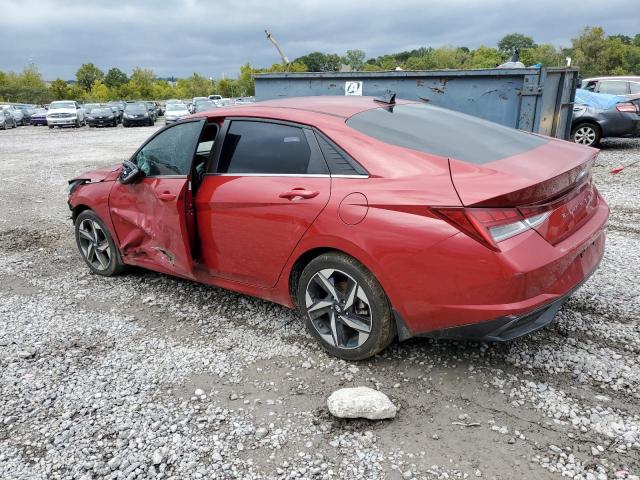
0,123,638,480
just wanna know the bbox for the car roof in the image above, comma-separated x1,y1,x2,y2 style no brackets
584,76,640,82
196,96,417,122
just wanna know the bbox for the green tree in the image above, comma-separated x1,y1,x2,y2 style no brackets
127,67,156,98
48,78,71,100
520,44,564,67
76,63,104,92
430,46,470,69
87,80,110,101
293,52,341,71
104,67,128,89
343,49,366,70
465,46,505,68
570,26,607,76
498,33,535,53
0,65,48,103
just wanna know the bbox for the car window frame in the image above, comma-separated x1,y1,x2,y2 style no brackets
205,117,330,177
128,118,206,179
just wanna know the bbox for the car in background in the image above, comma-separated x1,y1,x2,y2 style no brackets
29,108,48,126
86,107,118,127
164,103,190,124
67,96,608,360
122,103,153,127
15,104,37,124
144,101,157,122
107,101,125,123
233,97,255,105
0,105,25,126
208,94,223,105
582,76,640,99
47,100,85,128
0,108,17,129
194,99,216,113
155,101,164,117
190,96,209,113
571,89,640,146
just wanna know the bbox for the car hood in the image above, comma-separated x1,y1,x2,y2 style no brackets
71,164,122,183
48,108,77,115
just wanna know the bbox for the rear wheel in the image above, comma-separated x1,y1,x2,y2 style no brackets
48,125,54,129
297,252,396,360
74,210,126,276
571,123,600,147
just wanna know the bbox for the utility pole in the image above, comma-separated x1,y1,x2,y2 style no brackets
265,30,290,68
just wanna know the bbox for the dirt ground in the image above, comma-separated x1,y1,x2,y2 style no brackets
0,123,638,480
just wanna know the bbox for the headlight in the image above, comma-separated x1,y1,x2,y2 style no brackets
143,112,149,117
87,116,94,120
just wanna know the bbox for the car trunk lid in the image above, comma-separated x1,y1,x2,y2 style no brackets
448,139,599,246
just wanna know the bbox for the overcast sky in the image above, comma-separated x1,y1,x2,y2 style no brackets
0,0,638,80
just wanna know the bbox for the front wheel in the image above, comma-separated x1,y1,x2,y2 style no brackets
297,252,396,360
74,210,126,276
571,123,601,147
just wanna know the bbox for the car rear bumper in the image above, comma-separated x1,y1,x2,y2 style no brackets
391,193,609,340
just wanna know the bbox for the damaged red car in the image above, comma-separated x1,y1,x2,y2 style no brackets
68,96,609,360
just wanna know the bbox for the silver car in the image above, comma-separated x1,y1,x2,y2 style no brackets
0,109,17,129
0,105,24,126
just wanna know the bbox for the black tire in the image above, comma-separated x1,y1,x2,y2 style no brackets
74,210,126,277
48,125,54,129
297,252,396,361
571,122,601,147
123,122,129,128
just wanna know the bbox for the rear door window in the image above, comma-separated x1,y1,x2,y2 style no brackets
598,81,629,95
630,82,640,94
216,120,328,175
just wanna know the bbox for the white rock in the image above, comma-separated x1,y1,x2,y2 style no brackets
327,387,396,420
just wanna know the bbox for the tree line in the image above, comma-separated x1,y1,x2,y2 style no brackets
0,26,638,104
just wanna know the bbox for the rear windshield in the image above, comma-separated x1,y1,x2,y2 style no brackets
346,103,547,164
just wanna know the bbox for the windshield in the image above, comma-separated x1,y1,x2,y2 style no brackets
166,104,187,112
346,103,547,164
196,101,215,110
92,108,112,115
50,102,76,110
125,104,146,113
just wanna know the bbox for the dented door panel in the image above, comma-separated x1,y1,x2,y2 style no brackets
109,177,194,278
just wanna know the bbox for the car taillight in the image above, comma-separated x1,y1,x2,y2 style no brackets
616,102,638,113
433,207,551,251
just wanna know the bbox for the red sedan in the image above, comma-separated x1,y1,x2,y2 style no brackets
67,96,609,360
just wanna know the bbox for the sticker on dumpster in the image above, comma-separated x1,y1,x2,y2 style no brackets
345,81,363,96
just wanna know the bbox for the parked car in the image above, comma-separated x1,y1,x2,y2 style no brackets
571,89,640,146
0,105,25,126
582,76,640,99
47,100,85,128
190,96,209,113
164,103,190,124
122,103,153,127
208,94,223,105
67,96,609,360
107,101,125,123
0,108,17,129
194,99,216,113
15,104,37,123
144,101,157,122
86,107,118,127
82,103,102,114
29,108,48,126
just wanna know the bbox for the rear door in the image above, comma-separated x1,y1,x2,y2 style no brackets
195,119,330,287
109,119,205,278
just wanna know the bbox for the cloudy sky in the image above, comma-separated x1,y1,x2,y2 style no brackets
0,0,638,80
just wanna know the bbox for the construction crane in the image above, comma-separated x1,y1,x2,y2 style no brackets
265,30,290,68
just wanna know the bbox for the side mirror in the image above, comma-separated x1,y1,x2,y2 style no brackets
119,160,142,184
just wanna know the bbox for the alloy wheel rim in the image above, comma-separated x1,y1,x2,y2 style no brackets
305,268,372,350
78,219,111,271
574,126,596,145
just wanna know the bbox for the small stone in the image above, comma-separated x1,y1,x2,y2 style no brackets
549,445,562,454
152,450,163,465
402,471,413,479
194,388,205,397
432,434,440,440
591,446,600,456
327,387,397,420
475,470,483,477
255,427,269,440
301,361,312,369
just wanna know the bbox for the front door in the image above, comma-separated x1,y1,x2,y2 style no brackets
109,119,205,278
195,119,331,287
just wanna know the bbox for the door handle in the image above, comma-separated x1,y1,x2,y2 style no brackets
279,188,320,200
157,192,177,201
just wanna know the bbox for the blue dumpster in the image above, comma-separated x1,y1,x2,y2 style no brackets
254,68,579,139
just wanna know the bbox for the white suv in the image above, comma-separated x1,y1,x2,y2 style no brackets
47,100,85,128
